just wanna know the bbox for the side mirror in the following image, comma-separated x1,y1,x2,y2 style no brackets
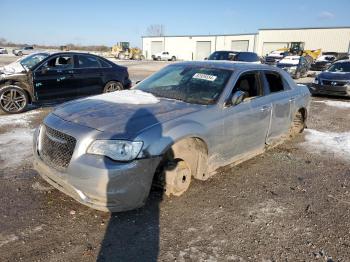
230,90,246,106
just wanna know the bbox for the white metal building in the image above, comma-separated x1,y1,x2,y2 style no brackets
142,26,350,60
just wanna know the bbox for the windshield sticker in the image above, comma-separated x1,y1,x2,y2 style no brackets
192,73,217,81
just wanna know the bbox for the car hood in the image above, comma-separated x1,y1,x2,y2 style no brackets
53,90,203,138
318,71,350,80
0,62,25,75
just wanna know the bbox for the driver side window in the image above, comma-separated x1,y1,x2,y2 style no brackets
233,72,262,100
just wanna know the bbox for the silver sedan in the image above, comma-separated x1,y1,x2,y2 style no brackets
33,61,311,212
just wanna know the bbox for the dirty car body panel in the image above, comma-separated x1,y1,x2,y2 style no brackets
0,52,131,105
33,61,311,212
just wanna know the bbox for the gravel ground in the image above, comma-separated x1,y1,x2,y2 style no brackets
0,56,349,261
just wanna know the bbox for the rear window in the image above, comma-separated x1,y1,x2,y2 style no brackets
234,52,259,62
208,52,236,60
78,55,101,68
99,58,111,68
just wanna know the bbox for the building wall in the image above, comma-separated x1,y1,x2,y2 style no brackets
142,27,350,60
142,34,256,60
257,28,350,55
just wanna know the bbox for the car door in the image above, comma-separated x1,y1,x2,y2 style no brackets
261,70,293,144
220,71,271,163
74,54,104,97
33,54,78,100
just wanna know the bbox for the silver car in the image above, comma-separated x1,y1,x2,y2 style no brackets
12,46,36,56
33,61,311,212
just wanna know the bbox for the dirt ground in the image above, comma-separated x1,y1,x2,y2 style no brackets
0,56,350,262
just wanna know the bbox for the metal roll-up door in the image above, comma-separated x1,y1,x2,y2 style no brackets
195,41,211,60
262,42,289,56
231,40,249,51
151,41,163,56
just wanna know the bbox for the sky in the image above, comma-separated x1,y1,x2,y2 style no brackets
1,0,349,47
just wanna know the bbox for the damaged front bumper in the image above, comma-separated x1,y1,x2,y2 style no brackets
32,117,162,213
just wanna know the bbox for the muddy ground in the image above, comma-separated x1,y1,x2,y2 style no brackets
0,56,350,261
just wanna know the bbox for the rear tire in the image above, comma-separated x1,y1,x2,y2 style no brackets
157,56,161,61
171,56,176,61
103,81,123,93
0,86,29,114
17,51,23,56
289,110,305,137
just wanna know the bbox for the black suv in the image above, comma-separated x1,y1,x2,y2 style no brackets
0,52,131,113
208,51,261,63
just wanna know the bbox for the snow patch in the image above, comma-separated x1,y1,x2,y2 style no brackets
0,111,40,127
0,128,34,170
303,129,350,160
85,90,159,104
314,100,350,109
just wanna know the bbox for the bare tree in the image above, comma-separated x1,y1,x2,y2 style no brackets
0,37,7,45
146,24,165,36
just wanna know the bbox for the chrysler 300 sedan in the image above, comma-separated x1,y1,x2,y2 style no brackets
33,61,311,212
0,52,131,113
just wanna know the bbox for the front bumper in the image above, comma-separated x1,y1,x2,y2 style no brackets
33,115,162,212
310,84,350,97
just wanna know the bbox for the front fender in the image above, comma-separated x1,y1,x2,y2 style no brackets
137,120,208,157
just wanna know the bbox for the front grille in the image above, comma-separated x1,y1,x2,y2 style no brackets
321,80,347,86
39,125,76,171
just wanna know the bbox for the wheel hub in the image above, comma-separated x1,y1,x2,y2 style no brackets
165,160,191,196
105,83,121,92
0,89,26,112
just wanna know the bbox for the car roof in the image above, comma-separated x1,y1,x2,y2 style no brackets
171,60,278,71
213,50,237,53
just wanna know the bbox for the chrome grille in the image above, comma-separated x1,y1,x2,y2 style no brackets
39,125,76,171
321,80,347,86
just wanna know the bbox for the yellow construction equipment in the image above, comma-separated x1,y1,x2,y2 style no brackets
277,42,321,60
111,42,145,60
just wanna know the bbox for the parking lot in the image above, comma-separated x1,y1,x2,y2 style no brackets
0,55,350,261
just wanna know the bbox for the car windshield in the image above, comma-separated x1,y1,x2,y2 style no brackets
20,53,49,70
208,52,236,60
327,62,350,73
135,65,232,105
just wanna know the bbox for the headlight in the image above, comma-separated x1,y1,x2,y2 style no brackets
289,66,297,71
87,140,143,161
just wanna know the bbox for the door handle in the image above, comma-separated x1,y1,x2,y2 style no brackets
289,97,296,102
260,105,271,112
